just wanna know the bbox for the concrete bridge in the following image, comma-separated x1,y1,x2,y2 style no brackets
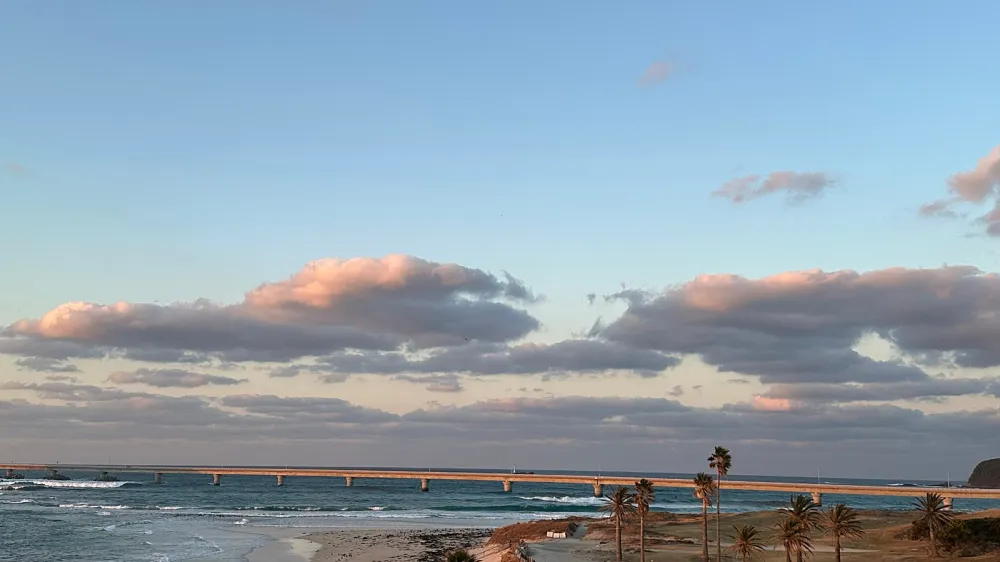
4,464,999,509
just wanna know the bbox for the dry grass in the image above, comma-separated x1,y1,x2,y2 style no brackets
486,517,585,546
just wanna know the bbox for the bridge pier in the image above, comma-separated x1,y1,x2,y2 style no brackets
277,475,285,487
212,474,221,486
421,478,430,492
503,480,512,493
593,482,603,497
943,497,953,510
811,492,822,506
4,469,13,478
47,469,59,479
345,476,354,487
153,472,162,484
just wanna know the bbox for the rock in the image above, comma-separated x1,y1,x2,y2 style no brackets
968,458,1000,489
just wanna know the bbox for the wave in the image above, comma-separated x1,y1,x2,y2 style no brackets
0,498,35,504
4,479,142,489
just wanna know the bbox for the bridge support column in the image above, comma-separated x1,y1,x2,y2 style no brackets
212,474,221,486
593,482,603,497
345,476,354,487
4,469,13,478
811,492,822,506
503,480,512,493
277,475,285,487
48,469,59,479
943,497,953,511
153,473,162,484
421,478,430,492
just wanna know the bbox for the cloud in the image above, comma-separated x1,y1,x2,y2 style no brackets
2,255,541,364
639,60,673,87
13,357,81,373
712,171,837,204
393,374,464,393
107,368,247,388
766,377,1000,404
598,265,1000,384
920,145,1000,234
5,162,25,176
667,385,684,397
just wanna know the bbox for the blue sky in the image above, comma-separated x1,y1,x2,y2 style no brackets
2,1,1000,475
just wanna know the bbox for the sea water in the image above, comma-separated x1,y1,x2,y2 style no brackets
1,469,994,561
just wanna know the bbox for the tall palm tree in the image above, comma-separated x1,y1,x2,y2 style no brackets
634,479,656,562
693,472,716,562
599,485,638,562
913,492,954,558
729,525,766,562
708,446,732,562
779,495,824,562
827,504,865,562
775,518,813,562
446,549,480,562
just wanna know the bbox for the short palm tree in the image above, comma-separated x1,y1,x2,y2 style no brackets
694,472,716,562
708,446,732,562
779,495,823,562
446,549,479,562
827,504,865,562
729,524,766,562
913,492,954,558
599,485,638,562
634,479,656,562
775,517,813,562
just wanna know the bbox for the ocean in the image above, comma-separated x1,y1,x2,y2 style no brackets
1,469,995,562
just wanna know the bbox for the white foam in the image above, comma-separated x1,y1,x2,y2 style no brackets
518,495,603,505
15,479,140,489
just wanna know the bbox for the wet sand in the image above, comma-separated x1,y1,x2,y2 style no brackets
304,528,491,562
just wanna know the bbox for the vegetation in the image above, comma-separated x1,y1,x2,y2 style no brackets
728,524,766,562
937,517,1000,556
708,446,732,562
774,517,813,562
445,549,479,562
693,472,716,562
599,485,638,562
913,492,955,557
634,478,655,562
778,494,823,562
826,504,865,562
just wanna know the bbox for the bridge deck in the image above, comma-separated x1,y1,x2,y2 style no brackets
3,463,999,499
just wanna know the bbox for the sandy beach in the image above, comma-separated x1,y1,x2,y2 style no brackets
301,528,492,562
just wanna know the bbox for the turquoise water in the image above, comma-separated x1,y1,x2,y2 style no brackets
1,469,995,561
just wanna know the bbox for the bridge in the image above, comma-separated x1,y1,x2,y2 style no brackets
4,463,1000,509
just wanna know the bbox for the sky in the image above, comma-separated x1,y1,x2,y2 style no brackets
2,0,1000,480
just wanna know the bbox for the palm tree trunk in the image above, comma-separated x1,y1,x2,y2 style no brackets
702,502,709,562
785,546,791,562
716,470,722,562
639,514,645,562
929,525,938,558
835,535,841,562
616,516,623,562
797,547,803,562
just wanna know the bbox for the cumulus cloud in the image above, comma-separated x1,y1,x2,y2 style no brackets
1,255,541,363
920,145,1000,234
13,357,81,373
598,266,1000,384
639,60,673,87
108,368,247,388
712,171,837,204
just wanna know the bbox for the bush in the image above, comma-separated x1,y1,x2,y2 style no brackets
938,518,1000,556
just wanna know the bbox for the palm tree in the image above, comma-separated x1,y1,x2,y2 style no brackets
599,485,638,562
446,549,480,562
729,525,766,562
775,518,813,562
693,472,716,562
827,504,865,562
913,492,954,557
708,446,732,562
779,495,823,562
634,479,656,562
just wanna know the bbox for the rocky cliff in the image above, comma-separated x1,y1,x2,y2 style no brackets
968,458,1000,489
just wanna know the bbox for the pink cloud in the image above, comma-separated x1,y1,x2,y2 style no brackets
948,145,1000,203
751,395,793,412
712,171,837,204
639,60,673,87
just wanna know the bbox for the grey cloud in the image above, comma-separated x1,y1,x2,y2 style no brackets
920,145,1000,235
393,374,464,393
318,373,351,384
599,266,1000,384
45,374,80,382
767,377,1000,404
219,394,398,424
667,385,684,397
712,171,837,204
14,357,81,373
0,337,106,360
318,340,679,377
108,368,247,388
